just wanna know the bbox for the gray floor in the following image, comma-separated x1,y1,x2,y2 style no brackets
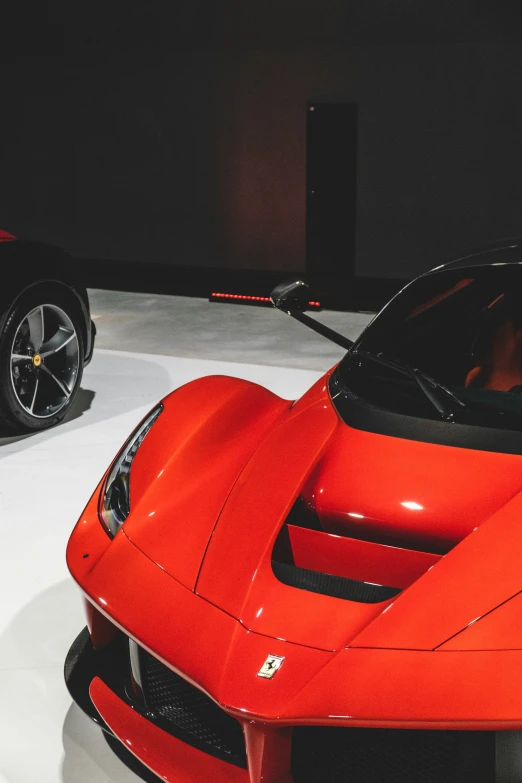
89,289,374,371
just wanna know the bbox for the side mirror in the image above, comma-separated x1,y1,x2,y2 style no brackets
270,277,310,313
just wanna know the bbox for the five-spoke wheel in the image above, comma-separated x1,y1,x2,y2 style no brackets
0,291,84,432
10,304,80,418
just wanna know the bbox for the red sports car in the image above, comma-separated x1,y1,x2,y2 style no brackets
66,241,522,783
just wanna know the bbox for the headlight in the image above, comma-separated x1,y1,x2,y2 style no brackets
100,404,163,537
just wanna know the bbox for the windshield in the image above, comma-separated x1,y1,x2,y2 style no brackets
336,264,522,432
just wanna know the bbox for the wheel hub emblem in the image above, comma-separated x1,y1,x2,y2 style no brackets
257,654,285,679
33,354,42,367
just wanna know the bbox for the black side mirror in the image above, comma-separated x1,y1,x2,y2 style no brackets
269,275,354,350
270,277,310,313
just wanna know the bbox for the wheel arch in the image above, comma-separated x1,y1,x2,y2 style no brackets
1,278,90,359
0,239,91,356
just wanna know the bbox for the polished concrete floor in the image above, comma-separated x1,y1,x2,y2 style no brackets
0,294,370,783
89,289,374,370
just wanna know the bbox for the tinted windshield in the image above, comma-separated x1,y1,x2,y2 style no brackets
337,264,522,431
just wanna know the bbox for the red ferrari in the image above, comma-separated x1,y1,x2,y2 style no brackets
66,241,522,783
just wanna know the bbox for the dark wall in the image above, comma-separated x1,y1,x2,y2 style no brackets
0,1,521,280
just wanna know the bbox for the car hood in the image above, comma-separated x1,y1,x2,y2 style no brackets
126,376,522,651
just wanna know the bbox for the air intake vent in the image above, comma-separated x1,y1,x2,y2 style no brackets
139,648,247,768
272,560,401,603
292,726,495,783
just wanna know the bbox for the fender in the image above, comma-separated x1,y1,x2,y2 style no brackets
122,375,292,590
0,238,93,360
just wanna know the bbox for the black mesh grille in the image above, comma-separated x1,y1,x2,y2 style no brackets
292,726,495,783
273,560,401,603
139,648,247,768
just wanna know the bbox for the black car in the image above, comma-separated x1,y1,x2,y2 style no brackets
0,229,95,432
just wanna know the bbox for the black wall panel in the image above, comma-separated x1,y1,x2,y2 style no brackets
0,1,521,282
306,103,357,289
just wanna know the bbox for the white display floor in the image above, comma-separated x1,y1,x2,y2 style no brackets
0,348,323,783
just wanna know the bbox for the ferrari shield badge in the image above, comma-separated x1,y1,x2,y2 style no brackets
257,654,285,679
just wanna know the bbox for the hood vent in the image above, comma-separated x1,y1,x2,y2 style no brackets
272,560,401,604
271,497,441,602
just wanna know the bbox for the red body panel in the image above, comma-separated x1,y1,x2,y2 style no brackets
287,526,440,589
68,502,522,728
350,490,522,650
0,228,15,241
439,590,522,650
195,398,396,650
66,371,522,781
90,677,251,783
196,379,522,651
123,376,289,590
304,424,522,553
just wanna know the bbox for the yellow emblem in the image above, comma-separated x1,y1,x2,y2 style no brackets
33,354,42,367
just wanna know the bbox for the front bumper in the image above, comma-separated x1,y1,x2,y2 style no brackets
67,507,522,729
65,627,250,775
66,625,499,783
66,628,249,783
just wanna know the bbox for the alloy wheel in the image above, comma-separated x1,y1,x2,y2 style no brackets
10,304,80,419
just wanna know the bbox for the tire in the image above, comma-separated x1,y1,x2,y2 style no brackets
0,287,85,432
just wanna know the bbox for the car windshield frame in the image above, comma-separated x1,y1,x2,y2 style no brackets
331,261,522,453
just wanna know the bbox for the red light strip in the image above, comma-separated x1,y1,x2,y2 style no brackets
211,292,321,307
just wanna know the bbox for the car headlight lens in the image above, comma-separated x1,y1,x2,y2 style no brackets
99,404,163,537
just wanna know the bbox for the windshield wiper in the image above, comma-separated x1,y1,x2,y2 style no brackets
353,350,466,421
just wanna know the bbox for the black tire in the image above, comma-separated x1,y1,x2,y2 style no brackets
0,287,85,432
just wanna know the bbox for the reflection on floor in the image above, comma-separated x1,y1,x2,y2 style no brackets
0,340,335,783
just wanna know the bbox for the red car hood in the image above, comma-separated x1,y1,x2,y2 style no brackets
126,376,522,651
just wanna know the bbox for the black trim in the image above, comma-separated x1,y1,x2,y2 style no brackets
283,308,355,350
286,498,323,531
84,319,96,365
138,647,247,768
329,368,522,455
272,560,401,604
292,725,496,783
64,626,128,732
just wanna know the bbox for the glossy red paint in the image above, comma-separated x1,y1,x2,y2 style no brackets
0,228,15,241
84,595,117,649
438,590,522,650
350,489,522,650
286,525,440,589
69,505,522,729
90,677,250,783
124,376,290,590
242,723,293,783
195,398,398,650
302,423,522,553
67,366,522,781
